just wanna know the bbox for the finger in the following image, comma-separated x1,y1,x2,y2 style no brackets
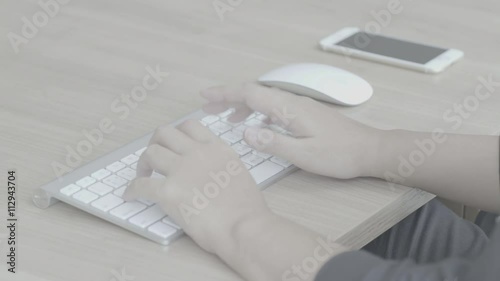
201,84,250,103
227,106,253,123
202,102,242,115
150,125,194,154
201,83,306,129
202,103,253,124
176,119,218,143
137,144,179,177
244,127,302,163
202,99,253,123
123,177,166,202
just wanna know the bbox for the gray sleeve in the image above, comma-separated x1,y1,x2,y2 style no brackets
314,250,468,281
315,224,500,281
314,136,500,281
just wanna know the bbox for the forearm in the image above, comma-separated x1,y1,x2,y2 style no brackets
370,129,500,213
215,211,348,281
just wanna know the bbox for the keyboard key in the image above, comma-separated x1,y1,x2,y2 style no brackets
129,205,165,228
162,217,181,229
135,147,147,156
218,109,234,118
138,198,155,206
208,127,221,136
130,163,138,170
249,161,284,184
255,114,268,121
233,124,248,133
244,118,264,127
106,161,126,173
117,168,136,181
268,124,288,134
271,156,292,168
252,150,272,159
110,201,147,220
76,176,96,188
231,129,244,139
113,186,127,197
221,115,241,125
60,184,81,196
152,171,165,179
91,169,111,180
72,189,99,204
241,153,264,167
88,182,113,196
148,221,178,239
232,143,252,156
220,131,242,144
121,154,139,165
209,121,232,135
201,115,219,125
103,175,128,188
91,194,124,212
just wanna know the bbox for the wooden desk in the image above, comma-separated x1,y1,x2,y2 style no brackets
1,0,499,280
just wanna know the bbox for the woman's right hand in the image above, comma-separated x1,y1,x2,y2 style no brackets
201,83,383,179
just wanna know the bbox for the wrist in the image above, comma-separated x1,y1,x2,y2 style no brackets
359,128,393,179
214,207,278,259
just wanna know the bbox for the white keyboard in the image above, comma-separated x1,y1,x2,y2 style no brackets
35,109,297,245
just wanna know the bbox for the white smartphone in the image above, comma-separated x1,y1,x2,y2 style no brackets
319,27,463,74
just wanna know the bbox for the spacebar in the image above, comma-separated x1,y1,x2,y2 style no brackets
249,161,284,185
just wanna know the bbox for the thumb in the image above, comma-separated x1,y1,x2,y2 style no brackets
244,127,299,161
123,177,166,202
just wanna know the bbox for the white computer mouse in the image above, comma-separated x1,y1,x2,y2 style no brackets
257,63,373,106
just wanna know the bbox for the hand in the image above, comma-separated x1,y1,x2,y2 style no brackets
201,83,383,179
124,87,352,281
123,120,273,253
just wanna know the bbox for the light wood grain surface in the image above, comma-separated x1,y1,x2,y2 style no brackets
1,0,499,280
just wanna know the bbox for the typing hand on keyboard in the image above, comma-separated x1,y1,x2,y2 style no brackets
201,83,382,179
123,119,273,253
